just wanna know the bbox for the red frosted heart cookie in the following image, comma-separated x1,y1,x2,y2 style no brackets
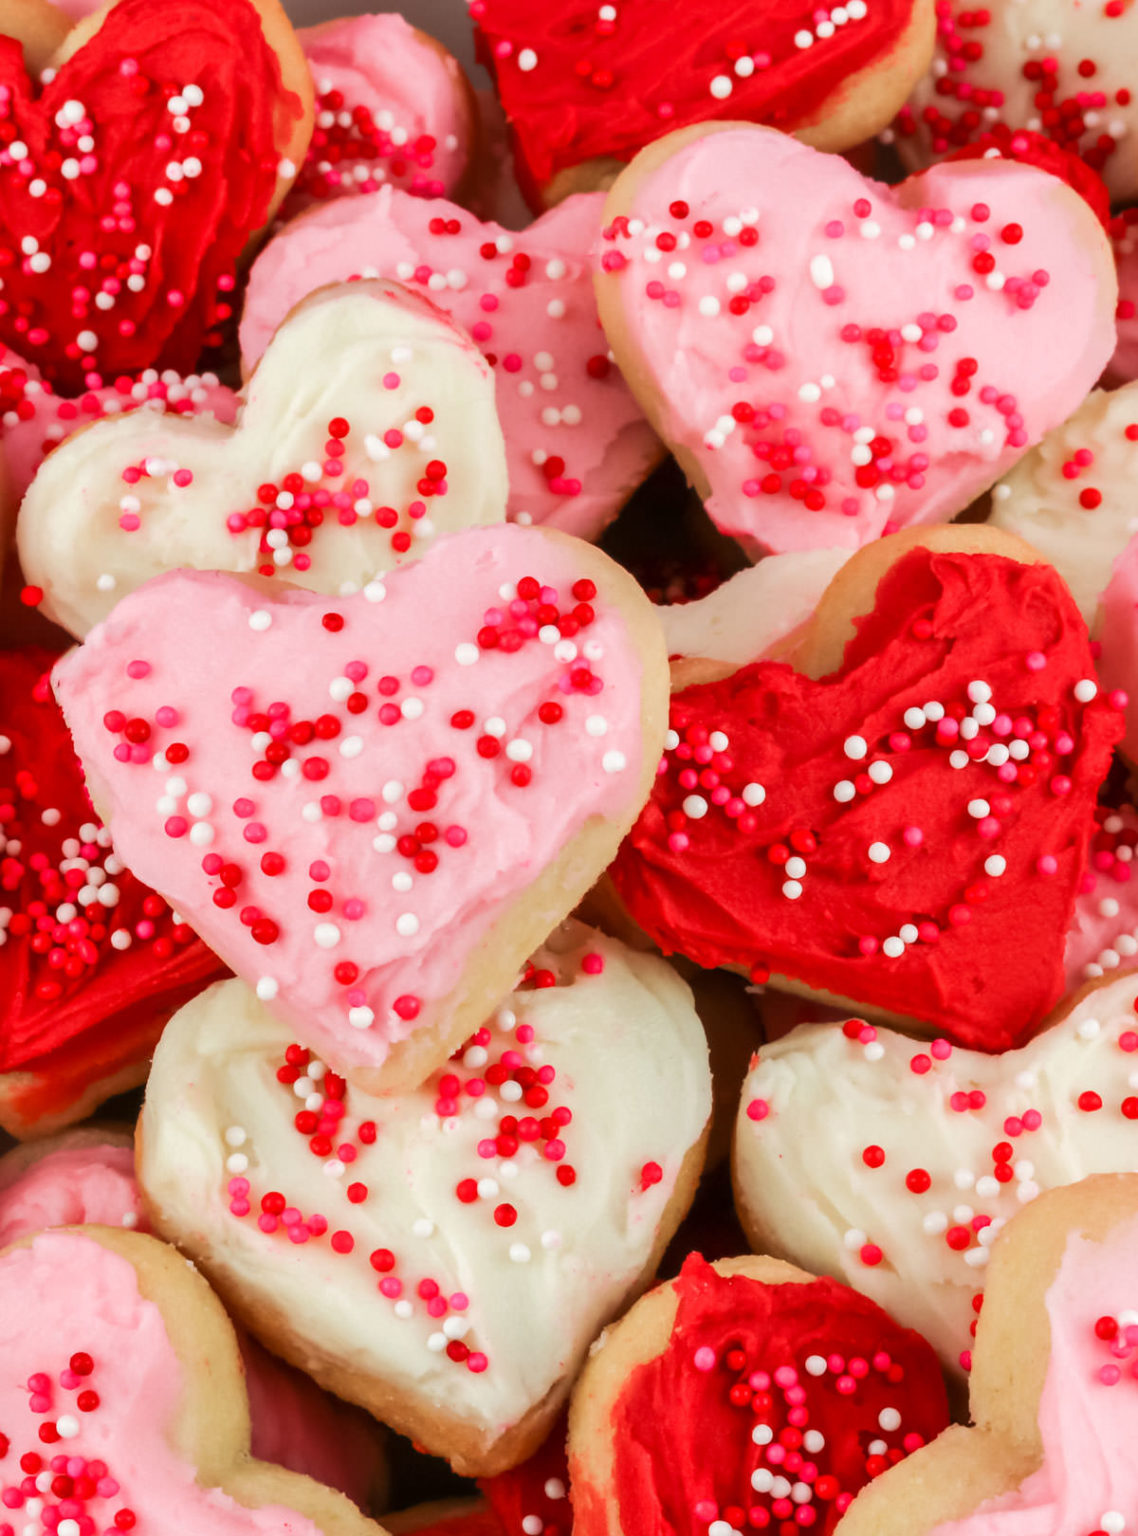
0,647,225,1138
611,530,1123,1051
0,0,313,390
470,0,936,205
55,524,669,1089
595,123,1116,555
568,1252,949,1536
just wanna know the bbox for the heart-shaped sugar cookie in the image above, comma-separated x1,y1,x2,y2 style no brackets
138,924,712,1475
0,1225,384,1536
595,123,1115,555
55,523,668,1088
893,0,1138,203
17,280,508,639
0,0,313,391
242,186,661,542
734,969,1138,1381
839,1176,1138,1536
611,530,1123,1050
0,646,225,1139
567,1252,949,1536
471,0,936,204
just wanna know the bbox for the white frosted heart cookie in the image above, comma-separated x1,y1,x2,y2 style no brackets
733,969,1138,1379
17,280,508,639
138,923,711,1476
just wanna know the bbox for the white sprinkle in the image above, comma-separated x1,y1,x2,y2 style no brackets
455,642,479,666
683,795,709,820
742,782,766,806
709,74,733,99
602,750,627,773
834,780,856,803
517,47,538,70
844,735,868,760
396,913,420,937
314,923,341,949
248,610,272,631
867,761,892,785
809,254,835,290
868,842,891,864
1074,678,1098,703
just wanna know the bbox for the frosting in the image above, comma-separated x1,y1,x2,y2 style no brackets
285,14,470,210
612,547,1123,1051
0,1142,144,1246
989,383,1138,626
0,0,305,391
17,281,509,639
658,549,849,666
597,128,1115,556
0,646,223,1125
734,970,1138,1379
574,1254,948,1536
894,0,1138,203
470,0,922,197
54,525,654,1075
0,357,237,506
0,1231,330,1534
928,1211,1138,1536
138,925,711,1446
480,1421,571,1536
242,187,660,541
1064,803,1138,989
0,1135,383,1507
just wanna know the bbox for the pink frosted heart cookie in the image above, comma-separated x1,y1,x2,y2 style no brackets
0,1225,384,1536
595,123,1115,556
892,0,1138,204
54,523,668,1088
138,923,712,1474
243,187,661,541
284,14,475,213
0,1129,387,1510
17,280,508,639
733,969,1138,1380
989,382,1138,625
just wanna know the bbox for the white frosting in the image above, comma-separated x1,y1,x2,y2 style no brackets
140,922,711,1442
659,549,850,666
16,280,509,639
898,0,1138,203
988,382,1138,625
734,972,1138,1378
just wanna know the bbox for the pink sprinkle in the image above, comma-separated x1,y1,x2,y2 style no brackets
930,1038,952,1060
693,1346,717,1372
1037,854,1058,876
125,659,150,679
1025,651,1047,672
747,1098,770,1122
467,1353,488,1374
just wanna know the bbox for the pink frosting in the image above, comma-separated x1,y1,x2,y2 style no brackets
0,1231,326,1532
597,127,1116,555
53,524,649,1072
243,187,660,540
1097,533,1138,762
0,1145,145,1248
929,1210,1138,1536
288,13,471,209
0,1144,382,1506
1064,803,1138,993
0,358,237,504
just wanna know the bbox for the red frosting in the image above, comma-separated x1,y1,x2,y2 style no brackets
480,1418,571,1536
470,0,918,198
572,1254,949,1536
0,649,225,1124
0,0,303,392
612,549,1122,1052
947,129,1112,228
